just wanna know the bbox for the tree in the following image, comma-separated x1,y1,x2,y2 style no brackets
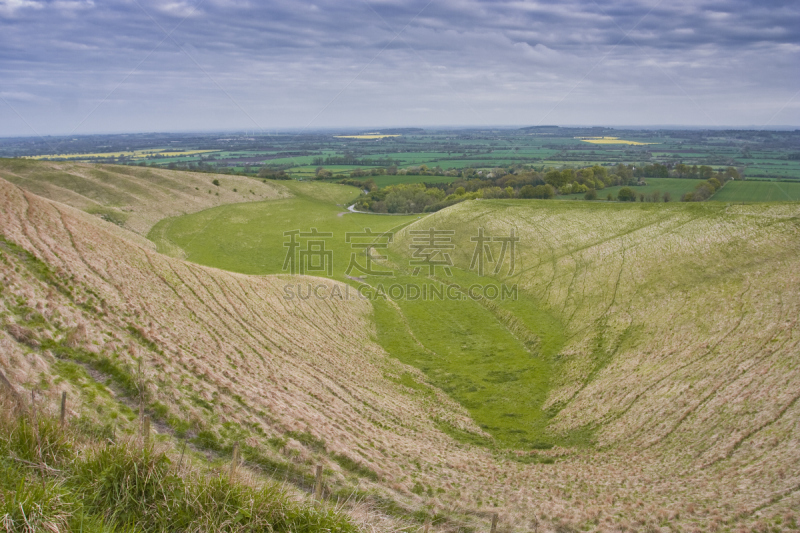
577,168,594,184
617,187,636,202
544,170,568,188
724,166,740,180
615,164,634,183
259,167,289,180
518,185,536,199
536,184,555,199
692,182,716,201
584,189,597,200
592,165,608,182
519,184,554,199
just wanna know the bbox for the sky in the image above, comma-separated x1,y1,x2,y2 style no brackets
0,0,798,136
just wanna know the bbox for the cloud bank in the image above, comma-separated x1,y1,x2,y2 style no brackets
1,0,798,135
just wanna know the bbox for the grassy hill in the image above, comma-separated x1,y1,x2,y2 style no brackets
2,163,800,532
0,158,289,236
148,179,392,265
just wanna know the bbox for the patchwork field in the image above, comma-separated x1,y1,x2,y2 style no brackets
12,128,799,182
3,161,800,532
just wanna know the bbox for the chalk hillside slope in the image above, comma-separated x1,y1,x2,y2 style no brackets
0,175,482,511
0,158,289,236
3,174,800,531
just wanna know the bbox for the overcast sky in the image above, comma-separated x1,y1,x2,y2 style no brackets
1,0,798,136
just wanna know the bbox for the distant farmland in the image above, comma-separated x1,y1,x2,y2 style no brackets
710,180,800,202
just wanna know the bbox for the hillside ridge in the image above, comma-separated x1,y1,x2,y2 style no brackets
0,158,290,235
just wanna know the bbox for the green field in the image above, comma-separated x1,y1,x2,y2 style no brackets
148,180,421,274
710,180,800,202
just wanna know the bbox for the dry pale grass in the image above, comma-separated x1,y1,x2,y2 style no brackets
0,159,290,236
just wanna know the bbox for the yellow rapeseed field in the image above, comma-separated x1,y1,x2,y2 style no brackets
26,149,219,160
577,136,657,145
334,134,401,139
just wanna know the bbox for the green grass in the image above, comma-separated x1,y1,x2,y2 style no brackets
368,269,571,448
148,180,419,276
710,180,800,202
368,278,557,448
0,403,358,533
286,165,372,178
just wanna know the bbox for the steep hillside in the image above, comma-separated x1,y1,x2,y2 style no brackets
0,158,289,236
0,176,484,527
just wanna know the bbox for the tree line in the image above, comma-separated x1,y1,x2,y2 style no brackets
343,163,740,213
312,154,402,167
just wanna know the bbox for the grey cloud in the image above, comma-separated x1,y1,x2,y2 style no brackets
0,0,798,135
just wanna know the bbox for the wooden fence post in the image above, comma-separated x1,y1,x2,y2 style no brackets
490,513,498,533
30,390,46,489
314,465,323,500
229,441,240,481
142,415,150,444
137,359,144,423
60,391,67,427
